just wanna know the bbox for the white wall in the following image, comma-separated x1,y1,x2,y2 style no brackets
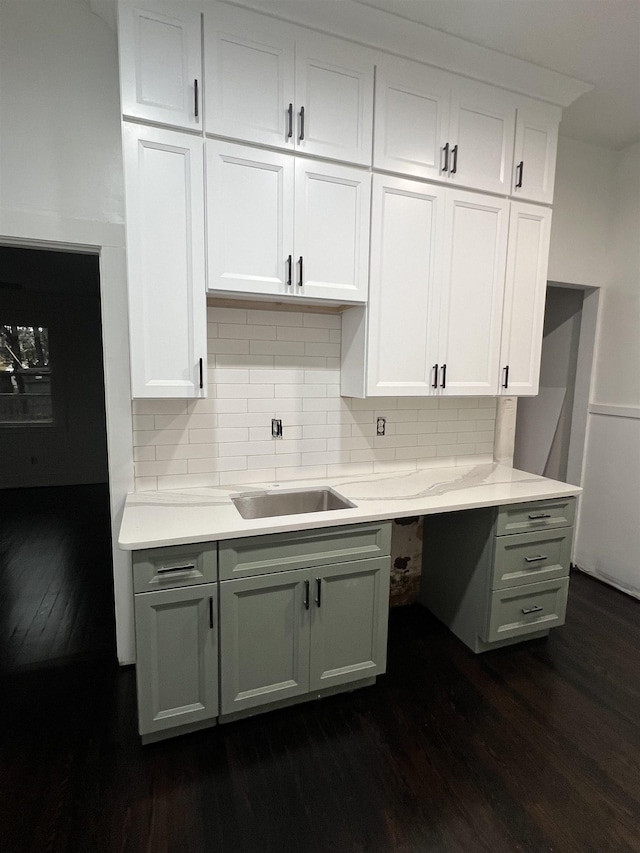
545,136,640,598
0,0,135,659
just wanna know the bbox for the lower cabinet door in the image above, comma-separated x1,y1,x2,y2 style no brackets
310,557,390,691
134,583,218,737
219,570,310,714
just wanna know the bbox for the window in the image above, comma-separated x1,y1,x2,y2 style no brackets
0,325,53,424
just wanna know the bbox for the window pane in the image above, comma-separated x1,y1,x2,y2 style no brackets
0,325,53,424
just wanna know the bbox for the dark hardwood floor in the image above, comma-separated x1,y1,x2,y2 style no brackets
1,570,639,853
0,484,116,673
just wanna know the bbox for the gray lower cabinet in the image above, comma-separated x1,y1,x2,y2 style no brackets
219,542,391,718
420,498,575,653
133,544,219,742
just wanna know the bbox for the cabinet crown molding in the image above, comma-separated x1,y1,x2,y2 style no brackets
223,0,592,108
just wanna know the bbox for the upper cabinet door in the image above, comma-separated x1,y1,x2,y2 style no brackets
374,56,451,181
206,140,294,297
438,190,510,396
295,159,371,303
294,31,374,165
204,3,295,149
512,102,561,204
499,203,553,396
449,79,516,195
366,174,445,396
118,1,202,129
123,124,207,398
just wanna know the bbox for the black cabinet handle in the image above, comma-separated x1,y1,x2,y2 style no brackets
199,357,204,389
315,578,322,608
525,555,548,563
194,79,199,119
516,160,524,188
529,513,551,520
304,580,310,610
441,143,449,174
286,254,292,286
209,596,214,629
521,605,543,615
441,363,447,389
298,255,304,287
287,103,293,139
451,144,458,175
299,105,305,141
502,365,510,389
432,364,439,389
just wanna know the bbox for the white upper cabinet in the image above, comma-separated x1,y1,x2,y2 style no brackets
294,31,374,165
118,1,202,130
341,179,510,398
123,124,207,398
207,140,370,303
294,159,371,302
448,79,516,195
374,56,516,195
205,3,374,165
204,4,295,150
512,101,561,204
499,203,553,395
359,174,445,396
374,56,451,182
437,191,510,396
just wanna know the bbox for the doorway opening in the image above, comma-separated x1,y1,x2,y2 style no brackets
0,246,116,672
514,281,599,486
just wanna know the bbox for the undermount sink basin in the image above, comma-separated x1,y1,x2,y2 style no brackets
231,487,355,519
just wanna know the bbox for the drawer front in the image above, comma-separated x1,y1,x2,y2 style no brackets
496,498,575,536
484,577,569,643
133,543,217,593
219,522,391,580
492,528,572,589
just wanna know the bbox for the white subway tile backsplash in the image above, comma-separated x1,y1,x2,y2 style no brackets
132,306,497,490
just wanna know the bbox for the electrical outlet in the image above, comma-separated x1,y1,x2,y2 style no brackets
272,418,283,439
376,417,386,436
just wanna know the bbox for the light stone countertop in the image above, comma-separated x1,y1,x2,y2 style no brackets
118,463,582,550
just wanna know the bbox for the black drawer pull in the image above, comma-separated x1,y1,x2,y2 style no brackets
209,596,214,629
441,142,449,173
156,563,197,575
521,605,544,615
432,364,439,389
525,555,548,563
303,580,310,610
528,513,552,520
315,578,322,608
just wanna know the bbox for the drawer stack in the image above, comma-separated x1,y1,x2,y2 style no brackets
420,497,576,653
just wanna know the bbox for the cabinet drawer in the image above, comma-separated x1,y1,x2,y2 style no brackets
133,543,217,593
496,498,575,536
219,522,391,580
484,577,569,643
492,529,572,589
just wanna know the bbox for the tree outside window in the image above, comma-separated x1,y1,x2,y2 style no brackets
0,325,53,424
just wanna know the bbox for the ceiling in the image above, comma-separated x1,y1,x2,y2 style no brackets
355,0,640,150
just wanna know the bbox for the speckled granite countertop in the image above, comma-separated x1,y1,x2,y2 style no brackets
118,463,581,550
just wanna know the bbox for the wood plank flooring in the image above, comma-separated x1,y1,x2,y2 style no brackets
0,485,116,672
1,570,639,852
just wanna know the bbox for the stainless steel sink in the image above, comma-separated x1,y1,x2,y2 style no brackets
231,487,355,519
